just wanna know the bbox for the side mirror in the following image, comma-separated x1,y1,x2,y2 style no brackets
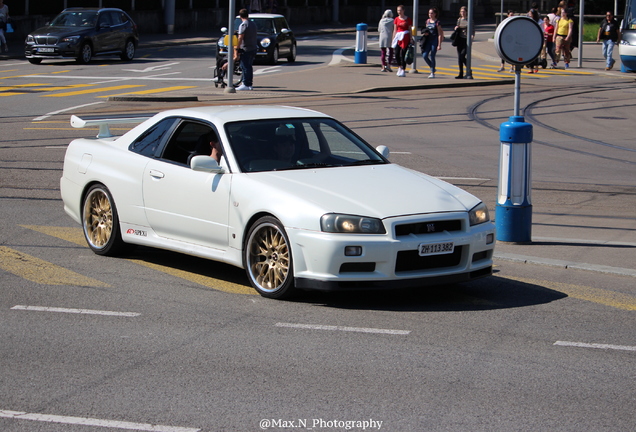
376,145,390,160
190,155,225,173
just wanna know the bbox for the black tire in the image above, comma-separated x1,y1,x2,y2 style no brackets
244,216,295,299
287,43,297,63
77,42,92,64
120,39,135,61
28,58,42,64
267,46,279,65
82,184,126,256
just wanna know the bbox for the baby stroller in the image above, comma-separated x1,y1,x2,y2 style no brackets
214,32,243,88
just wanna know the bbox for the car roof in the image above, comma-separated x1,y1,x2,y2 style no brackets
155,105,330,124
62,7,126,13
247,13,286,19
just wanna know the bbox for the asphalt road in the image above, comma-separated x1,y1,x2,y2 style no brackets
1,32,635,432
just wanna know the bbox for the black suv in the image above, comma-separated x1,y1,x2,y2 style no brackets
25,8,139,64
216,13,296,65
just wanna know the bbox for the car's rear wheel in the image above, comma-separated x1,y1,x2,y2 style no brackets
244,216,295,299
120,39,135,61
82,184,126,256
28,58,42,64
287,43,297,62
77,43,92,64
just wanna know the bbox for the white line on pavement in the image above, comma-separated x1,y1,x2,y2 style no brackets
32,101,105,121
275,322,410,335
0,410,201,432
554,341,636,352
11,305,140,317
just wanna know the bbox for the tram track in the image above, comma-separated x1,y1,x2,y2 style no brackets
468,82,636,165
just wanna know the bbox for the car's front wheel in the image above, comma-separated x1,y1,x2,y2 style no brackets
120,39,135,61
267,46,279,65
287,43,297,62
77,42,92,64
244,216,295,299
82,184,126,256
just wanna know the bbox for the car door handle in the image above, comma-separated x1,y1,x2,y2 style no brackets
149,169,165,179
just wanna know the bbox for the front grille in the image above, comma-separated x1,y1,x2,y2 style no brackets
395,246,463,273
35,36,58,45
395,219,462,237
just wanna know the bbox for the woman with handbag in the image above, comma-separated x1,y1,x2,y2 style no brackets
454,6,470,79
391,5,413,77
420,8,444,78
0,0,9,53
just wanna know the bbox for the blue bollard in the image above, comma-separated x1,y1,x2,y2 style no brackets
495,116,533,243
355,23,368,64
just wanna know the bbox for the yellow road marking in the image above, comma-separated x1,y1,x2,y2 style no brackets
497,274,636,311
97,86,197,98
41,84,145,97
21,225,255,295
0,92,27,96
0,83,94,92
0,246,110,287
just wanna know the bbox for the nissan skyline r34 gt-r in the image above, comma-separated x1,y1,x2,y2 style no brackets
60,106,495,299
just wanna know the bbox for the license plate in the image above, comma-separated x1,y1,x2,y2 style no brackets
38,47,55,53
418,242,454,256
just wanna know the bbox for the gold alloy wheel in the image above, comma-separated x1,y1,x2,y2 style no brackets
246,218,293,297
83,187,113,250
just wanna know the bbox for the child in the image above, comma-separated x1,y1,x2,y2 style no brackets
543,16,557,68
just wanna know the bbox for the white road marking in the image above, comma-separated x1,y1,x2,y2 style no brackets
11,305,140,317
554,341,636,352
254,66,282,75
276,322,410,335
32,101,105,121
0,410,200,432
329,46,355,66
122,62,181,73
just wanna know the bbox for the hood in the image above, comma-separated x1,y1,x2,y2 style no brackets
246,164,480,219
31,26,92,38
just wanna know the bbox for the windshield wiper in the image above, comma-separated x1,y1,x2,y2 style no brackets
347,159,385,166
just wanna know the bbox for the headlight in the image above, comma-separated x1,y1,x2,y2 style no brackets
61,36,81,44
321,214,386,234
260,37,271,48
26,35,34,43
469,202,490,226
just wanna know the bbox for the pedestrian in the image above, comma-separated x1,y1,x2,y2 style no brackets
498,10,515,72
543,16,557,68
554,7,573,69
391,5,413,77
0,0,9,53
596,11,621,70
235,9,258,91
527,9,541,73
378,9,394,72
420,7,443,78
454,6,471,79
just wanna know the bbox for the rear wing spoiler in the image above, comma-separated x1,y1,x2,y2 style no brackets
70,113,153,139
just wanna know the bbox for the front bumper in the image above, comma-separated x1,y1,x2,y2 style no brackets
288,212,496,291
25,44,79,59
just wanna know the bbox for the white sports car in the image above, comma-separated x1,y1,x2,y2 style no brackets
61,105,495,299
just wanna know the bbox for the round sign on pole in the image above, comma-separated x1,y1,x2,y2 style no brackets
494,16,543,65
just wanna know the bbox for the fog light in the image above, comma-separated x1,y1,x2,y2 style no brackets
487,233,494,244
344,246,363,256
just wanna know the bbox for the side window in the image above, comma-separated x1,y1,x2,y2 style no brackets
129,118,175,157
161,121,215,165
110,12,123,26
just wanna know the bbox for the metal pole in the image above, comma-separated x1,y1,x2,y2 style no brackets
466,0,474,79
514,65,521,116
577,0,584,68
410,0,419,73
225,0,236,94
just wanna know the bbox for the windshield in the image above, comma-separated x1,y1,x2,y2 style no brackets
225,118,388,173
233,17,275,33
51,11,98,27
